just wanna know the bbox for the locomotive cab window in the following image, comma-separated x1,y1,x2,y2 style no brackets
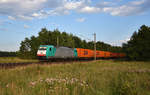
49,48,51,51
39,47,46,50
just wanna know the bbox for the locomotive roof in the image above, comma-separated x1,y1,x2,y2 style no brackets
40,45,54,47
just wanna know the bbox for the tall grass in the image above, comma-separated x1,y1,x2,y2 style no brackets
0,57,39,63
0,60,150,95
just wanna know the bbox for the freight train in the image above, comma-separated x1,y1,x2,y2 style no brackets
37,45,126,60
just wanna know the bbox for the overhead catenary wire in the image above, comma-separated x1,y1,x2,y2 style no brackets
73,32,93,42
73,32,97,61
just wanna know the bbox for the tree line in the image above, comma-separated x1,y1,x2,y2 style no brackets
0,51,16,57
123,25,150,61
18,28,123,59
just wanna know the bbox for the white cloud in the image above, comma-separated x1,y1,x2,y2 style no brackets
30,0,87,18
76,17,86,22
103,0,150,16
0,0,65,20
97,1,115,8
131,0,145,5
32,13,41,17
79,6,101,13
103,6,142,16
24,24,30,29
18,15,33,20
32,10,48,19
0,0,94,20
0,0,47,14
48,7,70,15
64,1,83,10
108,37,130,46
0,0,150,20
119,38,130,43
8,16,16,20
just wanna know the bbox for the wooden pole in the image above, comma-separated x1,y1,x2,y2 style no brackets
94,33,96,61
57,37,59,47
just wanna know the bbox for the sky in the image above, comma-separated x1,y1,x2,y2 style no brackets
0,0,150,51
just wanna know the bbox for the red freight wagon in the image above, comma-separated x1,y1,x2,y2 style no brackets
119,53,126,58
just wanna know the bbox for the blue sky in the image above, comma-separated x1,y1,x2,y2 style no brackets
0,0,150,51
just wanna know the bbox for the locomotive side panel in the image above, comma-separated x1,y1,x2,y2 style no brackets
55,47,74,58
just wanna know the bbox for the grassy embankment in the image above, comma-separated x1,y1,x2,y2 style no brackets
0,60,150,95
0,57,39,63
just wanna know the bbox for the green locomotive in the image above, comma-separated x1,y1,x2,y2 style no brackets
37,45,78,60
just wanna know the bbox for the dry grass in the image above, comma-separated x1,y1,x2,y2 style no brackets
0,57,39,63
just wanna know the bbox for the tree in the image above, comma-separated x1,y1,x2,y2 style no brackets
123,25,150,60
0,51,16,57
72,36,82,48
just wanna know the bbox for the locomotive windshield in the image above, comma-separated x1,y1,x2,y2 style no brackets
39,47,47,50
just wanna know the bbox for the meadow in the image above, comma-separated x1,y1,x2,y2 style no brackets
0,60,150,95
0,57,39,63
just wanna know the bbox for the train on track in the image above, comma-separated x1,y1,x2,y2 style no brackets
37,45,126,60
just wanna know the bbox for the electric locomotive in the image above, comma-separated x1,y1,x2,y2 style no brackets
37,45,77,60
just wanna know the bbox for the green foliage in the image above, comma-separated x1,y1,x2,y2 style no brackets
0,51,16,57
123,25,150,60
96,41,123,53
18,28,123,59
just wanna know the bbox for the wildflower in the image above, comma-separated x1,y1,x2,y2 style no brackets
66,88,68,90
38,77,43,82
6,84,9,88
40,79,43,82
80,83,84,86
45,78,51,83
30,81,36,87
82,81,86,84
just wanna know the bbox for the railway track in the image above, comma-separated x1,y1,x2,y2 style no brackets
0,60,93,69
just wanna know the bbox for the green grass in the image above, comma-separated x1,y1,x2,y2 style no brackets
0,60,150,95
0,57,39,63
